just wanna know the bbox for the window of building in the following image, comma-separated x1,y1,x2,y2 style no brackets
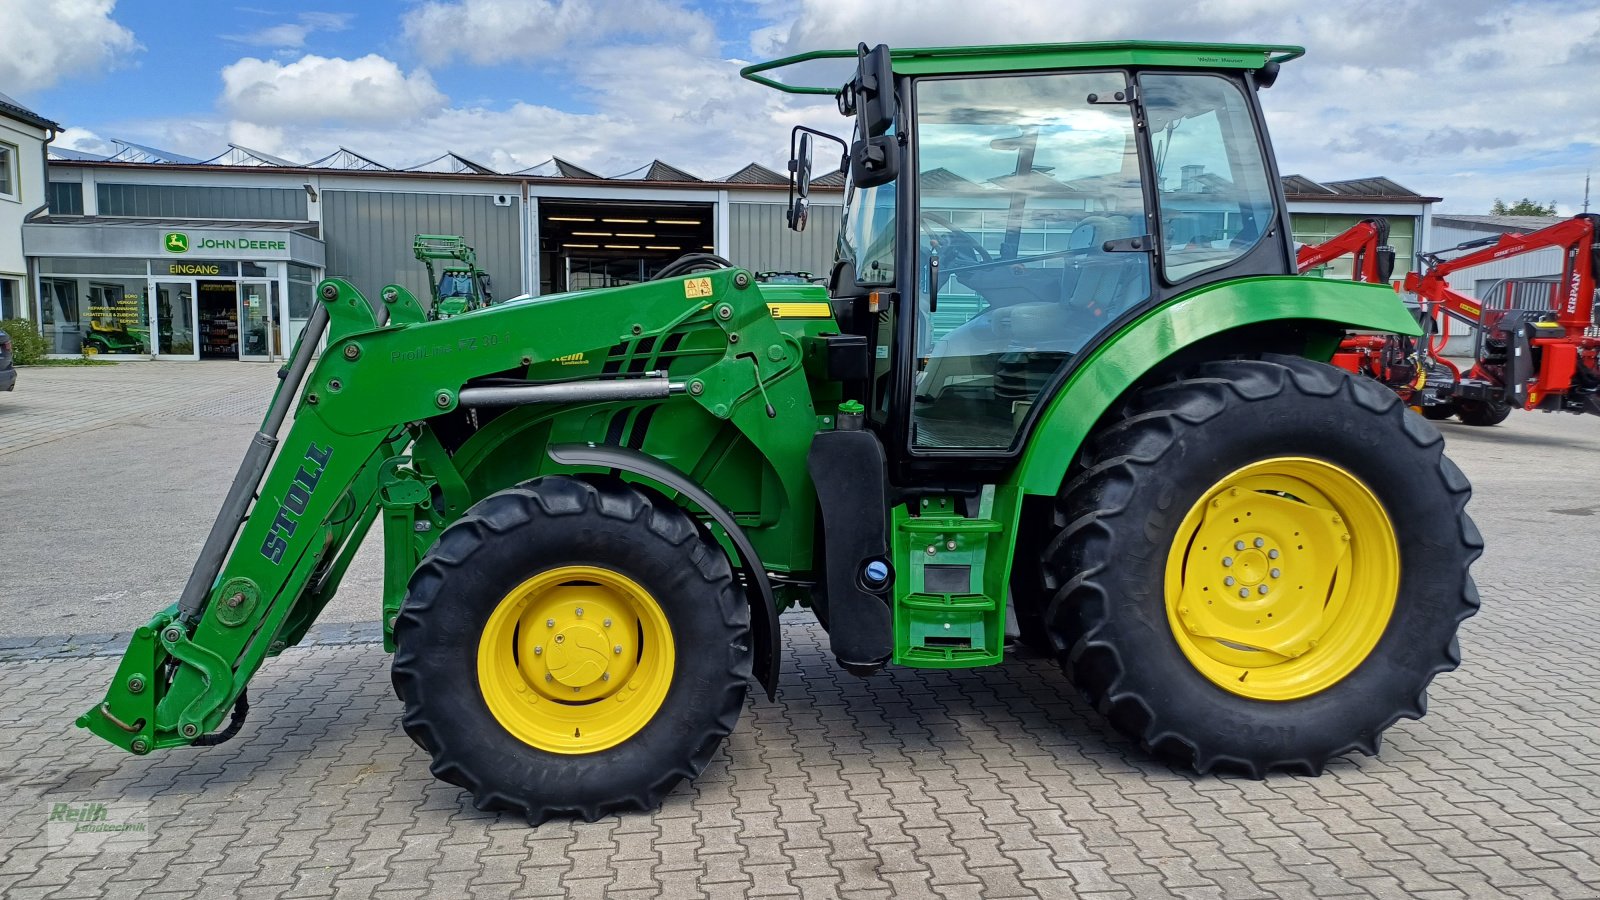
0,142,16,199
1,278,18,319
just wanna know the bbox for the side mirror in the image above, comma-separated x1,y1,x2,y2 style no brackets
850,134,899,189
790,196,810,232
786,126,848,233
477,273,493,300
854,43,896,138
788,133,813,231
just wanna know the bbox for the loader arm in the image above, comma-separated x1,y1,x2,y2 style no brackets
1296,217,1395,285
81,267,825,754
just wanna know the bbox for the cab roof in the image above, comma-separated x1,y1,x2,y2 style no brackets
740,41,1304,95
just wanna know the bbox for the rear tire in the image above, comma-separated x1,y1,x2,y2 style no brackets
392,476,750,823
1041,356,1481,777
1454,397,1513,426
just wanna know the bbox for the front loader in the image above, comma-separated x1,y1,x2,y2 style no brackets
82,41,1481,823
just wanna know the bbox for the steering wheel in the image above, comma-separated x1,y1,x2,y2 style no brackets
921,211,990,268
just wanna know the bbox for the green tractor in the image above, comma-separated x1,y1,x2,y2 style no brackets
415,234,494,319
81,42,1479,823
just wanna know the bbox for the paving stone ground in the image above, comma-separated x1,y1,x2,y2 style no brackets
2,363,1599,899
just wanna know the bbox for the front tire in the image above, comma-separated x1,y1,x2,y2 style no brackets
1041,357,1481,777
392,476,750,823
1454,397,1513,426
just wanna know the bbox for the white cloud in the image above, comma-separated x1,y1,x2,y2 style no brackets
91,0,1596,216
224,12,354,50
761,0,1600,213
0,0,139,94
401,0,716,66
220,54,448,126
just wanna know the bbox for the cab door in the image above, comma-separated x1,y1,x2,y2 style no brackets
900,70,1153,454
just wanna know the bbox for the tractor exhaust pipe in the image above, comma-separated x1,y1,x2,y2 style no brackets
176,299,349,624
458,374,686,407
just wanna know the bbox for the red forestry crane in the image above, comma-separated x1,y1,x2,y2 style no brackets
1404,214,1599,423
1298,214,1600,424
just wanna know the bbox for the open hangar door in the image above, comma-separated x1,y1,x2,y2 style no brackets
537,200,715,294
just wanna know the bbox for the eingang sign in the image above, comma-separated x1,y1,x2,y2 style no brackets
159,229,292,258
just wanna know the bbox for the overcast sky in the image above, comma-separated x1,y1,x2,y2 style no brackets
2,0,1596,214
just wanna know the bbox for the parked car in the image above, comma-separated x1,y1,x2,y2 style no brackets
0,327,16,392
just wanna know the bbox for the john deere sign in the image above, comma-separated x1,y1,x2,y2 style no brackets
159,229,291,258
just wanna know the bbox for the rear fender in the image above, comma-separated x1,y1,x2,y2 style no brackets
1011,276,1421,496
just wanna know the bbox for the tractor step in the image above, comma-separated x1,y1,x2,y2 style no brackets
890,486,1020,668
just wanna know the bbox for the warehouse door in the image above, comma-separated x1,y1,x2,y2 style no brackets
538,200,715,294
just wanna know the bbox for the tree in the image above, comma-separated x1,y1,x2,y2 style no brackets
1491,198,1558,216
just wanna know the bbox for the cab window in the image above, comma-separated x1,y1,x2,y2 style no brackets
1141,73,1278,283
841,124,898,286
910,72,1150,450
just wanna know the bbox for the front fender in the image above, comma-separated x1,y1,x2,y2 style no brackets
1011,276,1420,496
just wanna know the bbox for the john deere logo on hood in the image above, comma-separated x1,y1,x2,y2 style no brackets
164,232,190,254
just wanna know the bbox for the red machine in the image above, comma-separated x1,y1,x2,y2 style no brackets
1300,214,1600,424
1405,214,1599,423
1296,219,1455,412
1296,217,1396,285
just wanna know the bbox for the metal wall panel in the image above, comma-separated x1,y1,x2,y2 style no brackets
96,183,307,220
322,190,523,306
728,201,842,276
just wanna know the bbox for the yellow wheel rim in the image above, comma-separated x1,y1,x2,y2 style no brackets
1164,457,1399,701
477,566,674,754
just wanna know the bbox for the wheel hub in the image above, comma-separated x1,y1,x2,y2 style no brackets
1164,458,1399,701
478,566,673,754
516,585,637,702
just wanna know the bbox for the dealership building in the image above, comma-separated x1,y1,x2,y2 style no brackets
3,95,1439,363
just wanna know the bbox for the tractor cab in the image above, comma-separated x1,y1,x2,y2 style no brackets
757,42,1299,478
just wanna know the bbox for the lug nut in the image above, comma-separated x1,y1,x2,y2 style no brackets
546,618,555,627
1222,557,1233,567
1254,538,1265,548
603,618,612,628
1258,585,1269,595
1270,568,1281,579
545,674,553,682
614,645,623,654
575,608,583,617
1268,549,1280,559
1239,588,1250,598
533,646,542,656
1235,540,1246,551
601,673,610,681
1224,576,1236,586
